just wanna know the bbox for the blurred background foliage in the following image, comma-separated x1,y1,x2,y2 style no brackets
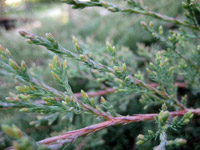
1,0,200,150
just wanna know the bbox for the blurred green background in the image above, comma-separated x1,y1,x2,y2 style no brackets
1,0,200,150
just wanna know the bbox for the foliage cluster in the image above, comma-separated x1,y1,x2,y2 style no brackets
0,0,200,150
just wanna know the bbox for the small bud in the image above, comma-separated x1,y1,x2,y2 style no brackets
16,86,25,92
182,2,187,8
163,124,168,130
111,46,116,54
159,111,170,123
137,134,144,140
168,36,172,41
80,55,88,62
21,60,27,72
101,96,106,103
46,33,55,42
159,62,163,68
189,114,194,119
25,39,33,44
51,71,60,81
184,111,192,119
62,101,67,105
19,30,28,37
161,103,167,110
0,45,6,52
107,7,116,12
136,140,145,145
65,96,71,103
5,49,11,56
72,36,83,54
152,33,156,37
122,63,127,72
164,58,168,65
49,63,55,70
148,130,154,136
184,119,190,124
19,94,32,100
6,97,17,101
96,106,101,111
139,99,144,104
42,97,54,102
68,107,74,111
197,45,200,51
175,138,187,145
53,55,60,66
149,21,154,28
146,68,152,75
149,62,154,67
162,111,170,119
140,21,147,29
81,90,88,98
189,2,194,7
116,78,124,84
91,98,95,106
9,59,20,71
113,66,121,72
125,76,130,82
101,1,109,7
30,84,36,91
153,71,157,76
144,105,148,110
2,125,15,137
106,72,115,78
159,26,163,35
19,108,29,112
63,59,68,70
106,41,116,55
106,41,112,50
9,125,23,138
169,67,173,74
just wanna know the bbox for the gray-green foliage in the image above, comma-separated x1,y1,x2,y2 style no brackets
0,0,200,150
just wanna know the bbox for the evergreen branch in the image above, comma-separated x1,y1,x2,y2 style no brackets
75,82,186,98
32,82,186,105
0,45,113,119
1,1,200,149
19,31,186,109
38,108,200,147
141,22,200,73
62,0,200,31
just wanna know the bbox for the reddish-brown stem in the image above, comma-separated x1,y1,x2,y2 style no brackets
74,82,186,98
34,82,186,106
38,108,200,146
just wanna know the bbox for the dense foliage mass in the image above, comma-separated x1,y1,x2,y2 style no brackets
0,0,200,150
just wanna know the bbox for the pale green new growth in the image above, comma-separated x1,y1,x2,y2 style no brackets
0,0,200,149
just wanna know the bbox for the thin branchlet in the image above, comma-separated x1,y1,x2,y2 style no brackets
62,0,200,30
19,31,185,109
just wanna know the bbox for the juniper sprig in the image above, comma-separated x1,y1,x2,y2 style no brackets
1,0,200,149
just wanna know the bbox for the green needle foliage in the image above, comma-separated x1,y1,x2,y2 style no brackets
0,0,200,150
